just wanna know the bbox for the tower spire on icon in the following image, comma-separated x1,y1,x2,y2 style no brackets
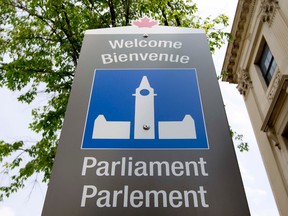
133,76,157,139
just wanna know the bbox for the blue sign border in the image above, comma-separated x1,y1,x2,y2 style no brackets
81,68,209,150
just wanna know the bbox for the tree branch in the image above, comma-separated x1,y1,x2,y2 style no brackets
121,0,131,26
107,0,116,27
57,3,80,67
2,0,65,50
161,8,169,26
167,2,181,26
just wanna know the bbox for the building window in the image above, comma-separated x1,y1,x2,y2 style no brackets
258,43,277,86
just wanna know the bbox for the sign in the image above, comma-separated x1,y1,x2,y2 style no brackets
82,69,208,149
42,19,250,216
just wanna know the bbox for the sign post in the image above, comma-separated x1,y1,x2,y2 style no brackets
42,19,250,216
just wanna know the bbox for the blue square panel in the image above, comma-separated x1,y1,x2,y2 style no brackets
82,69,209,149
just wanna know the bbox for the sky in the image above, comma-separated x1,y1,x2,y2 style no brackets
0,0,280,215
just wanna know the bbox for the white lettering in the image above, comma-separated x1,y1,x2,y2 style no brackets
101,51,190,64
185,161,199,176
169,54,179,62
173,41,182,49
104,39,189,64
148,40,157,47
198,186,209,207
184,190,198,207
82,157,97,176
101,54,113,64
108,39,183,49
128,157,133,176
158,40,173,48
82,157,208,177
123,185,129,207
139,40,147,47
149,161,170,176
96,161,109,176
139,53,149,61
110,160,121,176
130,190,144,208
97,190,111,207
109,40,124,49
146,190,167,207
149,53,158,61
171,161,184,176
129,53,139,61
121,157,126,176
118,54,128,62
81,185,209,208
180,55,189,64
134,161,148,176
169,190,183,208
159,53,169,61
81,185,97,207
112,189,123,207
198,158,209,176
124,40,133,48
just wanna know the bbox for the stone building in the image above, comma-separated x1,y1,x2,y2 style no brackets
222,0,288,215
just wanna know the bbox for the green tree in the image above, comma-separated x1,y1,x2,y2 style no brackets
0,0,231,199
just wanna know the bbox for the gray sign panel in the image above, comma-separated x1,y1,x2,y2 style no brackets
42,25,250,215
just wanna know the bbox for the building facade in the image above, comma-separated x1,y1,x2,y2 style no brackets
222,0,288,215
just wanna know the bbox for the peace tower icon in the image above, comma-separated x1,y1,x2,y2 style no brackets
92,75,196,139
133,76,157,139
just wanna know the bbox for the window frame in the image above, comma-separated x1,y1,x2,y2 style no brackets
258,43,277,86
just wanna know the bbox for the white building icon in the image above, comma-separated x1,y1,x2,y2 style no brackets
92,76,196,139
133,76,156,139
